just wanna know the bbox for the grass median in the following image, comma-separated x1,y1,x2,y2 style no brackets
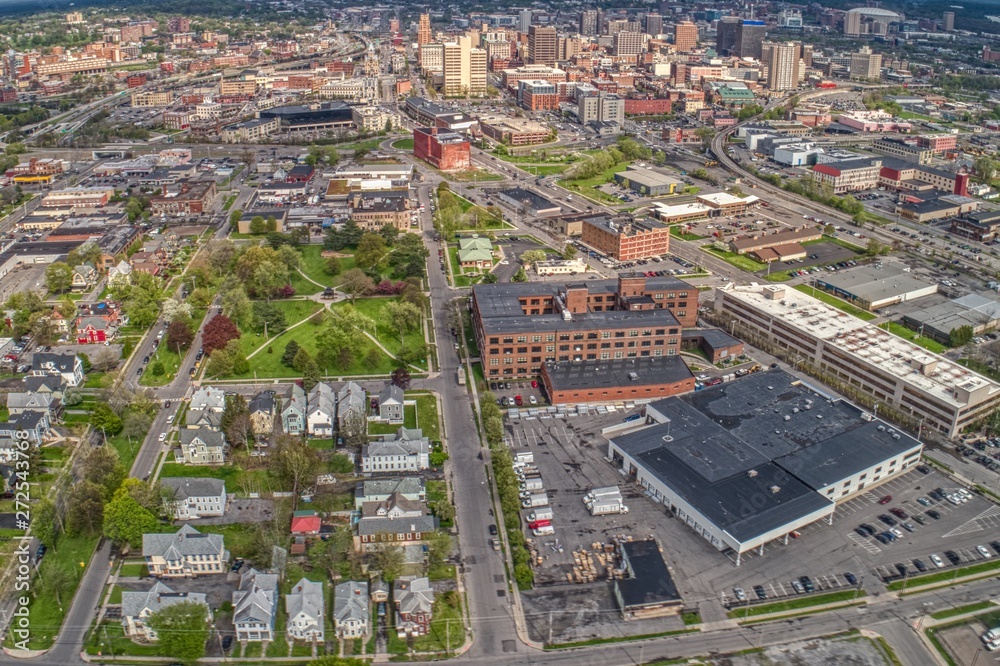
888,559,1000,591
930,600,995,620
726,589,867,619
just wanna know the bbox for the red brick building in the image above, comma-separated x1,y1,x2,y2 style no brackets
149,179,217,216
624,96,672,116
126,74,147,88
472,274,697,379
581,216,670,261
413,127,470,172
917,134,957,153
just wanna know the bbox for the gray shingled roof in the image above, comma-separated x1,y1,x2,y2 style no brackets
121,581,207,620
178,429,226,449
333,581,368,625
142,524,225,559
393,577,434,616
287,578,325,626
233,568,279,627
161,477,226,501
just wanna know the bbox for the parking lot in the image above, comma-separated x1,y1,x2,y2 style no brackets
505,408,1000,629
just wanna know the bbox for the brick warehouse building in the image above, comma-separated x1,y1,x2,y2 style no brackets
413,127,470,172
581,216,670,261
472,274,698,379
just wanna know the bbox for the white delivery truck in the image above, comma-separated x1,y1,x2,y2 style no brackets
522,492,549,508
589,498,629,516
584,486,622,507
527,507,554,522
532,524,555,536
514,452,534,465
520,476,544,492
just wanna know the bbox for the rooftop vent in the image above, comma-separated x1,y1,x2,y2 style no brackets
628,372,639,381
769,485,781,494
747,469,758,478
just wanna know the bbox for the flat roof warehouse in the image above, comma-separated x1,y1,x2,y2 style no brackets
608,370,922,563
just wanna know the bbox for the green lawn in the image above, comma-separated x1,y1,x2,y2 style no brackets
106,434,141,474
392,138,414,150
193,523,269,559
726,590,867,619
85,621,162,656
887,559,1000,591
289,266,324,296
792,285,878,321
332,297,427,363
670,225,705,241
222,194,237,211
558,162,629,205
369,403,418,434
445,168,505,183
118,562,148,578
299,245,356,288
141,306,208,387
3,534,100,650
703,246,768,273
929,601,995,620
158,462,273,495
412,591,465,654
83,372,114,389
881,321,948,354
413,394,440,441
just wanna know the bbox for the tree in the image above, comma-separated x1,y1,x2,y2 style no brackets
387,233,429,279
511,267,528,282
430,499,455,524
520,249,547,266
205,349,235,378
38,566,73,610
823,224,836,235
91,346,121,373
221,284,253,327
251,301,287,335
865,238,888,257
249,215,266,235
325,255,343,276
167,319,195,353
390,367,411,389
66,480,105,536
562,244,577,260
282,340,301,367
425,531,452,569
82,444,126,499
146,601,210,662
162,298,193,323
150,361,165,376
90,403,124,437
482,272,498,283
950,325,974,347
293,348,320,391
230,208,243,226
355,232,388,270
103,480,160,548
269,435,322,500
339,268,375,302
32,499,60,551
380,224,400,246
370,544,405,582
202,314,240,355
123,412,153,441
383,300,422,346
484,414,504,446
45,262,73,294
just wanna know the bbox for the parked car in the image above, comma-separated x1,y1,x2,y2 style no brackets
844,571,858,585
878,495,893,504
753,584,767,600
799,576,815,593
930,553,944,568
913,559,927,572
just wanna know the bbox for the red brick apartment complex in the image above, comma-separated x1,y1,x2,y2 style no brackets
412,127,470,172
581,216,670,261
472,274,697,378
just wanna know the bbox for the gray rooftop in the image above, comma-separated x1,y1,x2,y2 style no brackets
542,356,692,392
333,581,368,625
143,524,225,559
612,370,921,542
121,581,207,620
161,477,226,501
815,264,936,305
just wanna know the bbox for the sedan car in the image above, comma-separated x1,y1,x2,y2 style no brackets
944,550,961,565
488,524,498,536
926,510,941,520
878,494,893,504
889,508,908,519
799,576,815,593
978,545,992,559
733,587,747,602
930,553,945,568
878,514,897,526
753,585,768,600
844,571,858,585
913,559,928,572
917,497,931,506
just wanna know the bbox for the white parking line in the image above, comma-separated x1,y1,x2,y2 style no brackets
943,505,1000,538
848,532,881,555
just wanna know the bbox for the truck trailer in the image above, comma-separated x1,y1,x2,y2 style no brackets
522,492,549,508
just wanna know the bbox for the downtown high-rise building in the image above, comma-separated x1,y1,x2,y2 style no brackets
579,9,600,36
716,17,765,59
528,25,558,66
613,31,645,57
440,35,487,96
418,13,431,46
644,13,663,36
762,41,800,91
943,11,955,30
674,21,698,52
519,9,533,33
849,45,883,80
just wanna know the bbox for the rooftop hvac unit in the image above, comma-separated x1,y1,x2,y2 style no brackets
769,486,781,494
784,415,791,421
747,469,758,477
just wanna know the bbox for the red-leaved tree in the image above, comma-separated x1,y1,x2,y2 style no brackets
202,314,240,356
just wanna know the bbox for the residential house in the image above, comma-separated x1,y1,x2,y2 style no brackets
393,577,434,638
361,427,430,474
30,352,84,387
306,382,336,438
71,263,98,291
370,576,389,604
185,386,227,429
286,578,325,643
108,260,132,288
177,429,226,465
281,384,307,435
355,512,436,551
22,374,65,399
46,309,70,337
338,381,367,437
0,412,48,463
142,524,228,577
354,477,426,510
121,581,210,641
6,392,55,419
76,315,116,344
333,581,369,639
233,568,279,642
248,391,276,437
373,384,404,424
161,477,227,520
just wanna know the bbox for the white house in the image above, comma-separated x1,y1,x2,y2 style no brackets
30,352,84,387
161,477,227,520
185,385,227,429
333,581,369,639
361,427,430,474
142,525,228,577
108,260,132,288
286,578,325,643
233,568,279,642
121,582,210,641
306,382,336,438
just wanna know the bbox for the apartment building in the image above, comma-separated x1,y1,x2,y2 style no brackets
811,158,881,193
674,22,698,52
528,26,558,67
131,91,175,107
220,116,280,143
581,216,670,261
472,274,696,378
872,138,933,165
850,45,883,80
613,31,645,57
762,41,801,92
714,284,1000,438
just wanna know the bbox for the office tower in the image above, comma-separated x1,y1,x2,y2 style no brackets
613,31,645,56
559,37,581,60
645,13,663,36
519,9,533,34
470,46,487,95
607,19,642,35
580,10,599,36
801,44,813,67
674,21,698,52
528,25,558,66
441,36,487,96
716,16,740,55
418,13,431,46
419,42,444,72
762,41,800,91
717,17,765,58
943,11,955,31
850,45,883,80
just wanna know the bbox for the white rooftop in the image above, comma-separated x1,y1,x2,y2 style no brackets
721,285,1000,408
698,192,760,207
650,201,711,218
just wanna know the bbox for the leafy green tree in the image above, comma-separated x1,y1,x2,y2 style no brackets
249,215,266,234
511,267,528,282
66,480,105,537
32,499,60,550
383,300,422,346
379,223,400,246
45,262,73,294
520,249,547,266
950,325,974,347
146,600,210,662
90,403,124,437
339,268,375,302
103,479,160,548
282,340,301,367
355,232,388,270
325,255,342,276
